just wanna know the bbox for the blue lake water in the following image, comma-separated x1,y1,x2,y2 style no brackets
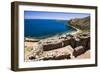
24,19,76,39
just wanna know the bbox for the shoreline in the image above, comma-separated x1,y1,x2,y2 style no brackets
24,25,90,61
24,25,82,42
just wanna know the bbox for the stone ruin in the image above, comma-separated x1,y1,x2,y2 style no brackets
42,33,90,51
27,33,90,61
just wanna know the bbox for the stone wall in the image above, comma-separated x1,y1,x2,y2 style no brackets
26,33,90,61
43,42,62,51
42,33,90,51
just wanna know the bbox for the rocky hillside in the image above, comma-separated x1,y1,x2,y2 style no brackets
68,16,90,31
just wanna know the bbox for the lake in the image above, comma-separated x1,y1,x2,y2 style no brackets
24,19,76,39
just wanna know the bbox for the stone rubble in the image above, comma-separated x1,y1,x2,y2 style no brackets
25,32,90,61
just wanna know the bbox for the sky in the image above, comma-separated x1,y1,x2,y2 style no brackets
24,11,90,20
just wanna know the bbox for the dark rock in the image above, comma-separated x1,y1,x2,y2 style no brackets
79,35,90,49
62,39,70,47
70,38,76,48
75,38,81,47
54,54,71,60
29,56,35,60
43,42,62,51
43,54,71,60
73,46,86,57
86,37,90,50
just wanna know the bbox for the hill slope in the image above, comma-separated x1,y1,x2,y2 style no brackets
68,16,90,31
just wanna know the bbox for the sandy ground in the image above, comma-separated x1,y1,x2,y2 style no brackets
25,41,38,47
24,41,39,60
76,50,90,59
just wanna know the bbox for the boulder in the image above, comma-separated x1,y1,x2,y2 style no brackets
73,46,85,57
